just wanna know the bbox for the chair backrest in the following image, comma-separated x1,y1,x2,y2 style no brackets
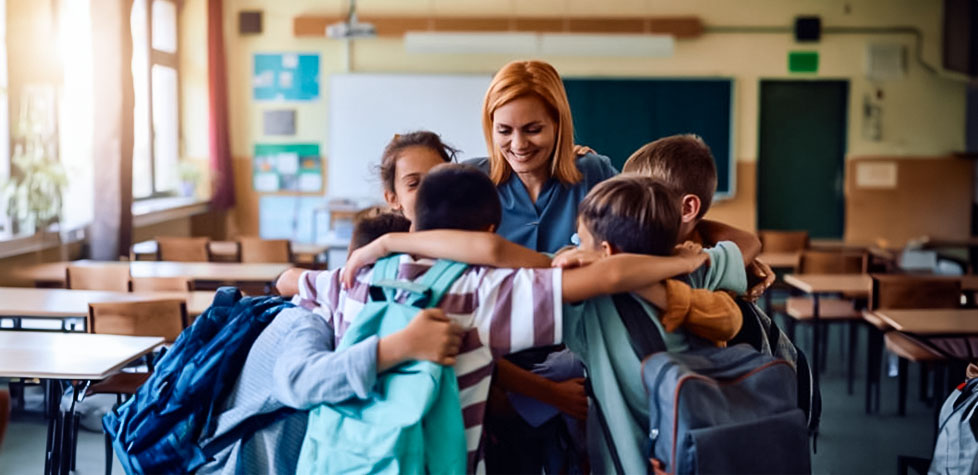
238,237,292,263
798,250,867,274
157,237,210,262
88,299,188,343
870,274,962,311
130,276,193,292
66,264,131,291
759,230,810,253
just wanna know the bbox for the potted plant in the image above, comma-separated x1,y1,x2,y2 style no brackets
1,86,67,235
178,161,202,198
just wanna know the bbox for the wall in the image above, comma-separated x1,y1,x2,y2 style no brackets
222,0,966,235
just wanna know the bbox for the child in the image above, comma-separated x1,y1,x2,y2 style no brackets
377,131,458,227
198,217,461,475
280,165,743,473
347,207,411,257
621,134,774,300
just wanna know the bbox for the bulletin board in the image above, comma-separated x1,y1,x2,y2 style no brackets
252,143,322,193
563,78,735,197
253,53,320,101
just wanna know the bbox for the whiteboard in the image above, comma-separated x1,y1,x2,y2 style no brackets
327,73,493,201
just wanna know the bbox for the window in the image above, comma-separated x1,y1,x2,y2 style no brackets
131,0,180,199
0,0,9,235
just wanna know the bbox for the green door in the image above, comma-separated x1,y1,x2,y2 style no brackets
758,80,849,238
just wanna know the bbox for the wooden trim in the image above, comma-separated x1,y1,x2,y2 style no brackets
432,17,512,32
568,18,645,34
293,14,703,38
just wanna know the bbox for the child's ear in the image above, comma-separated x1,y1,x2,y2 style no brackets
487,224,496,233
600,241,617,256
681,194,701,224
384,190,401,211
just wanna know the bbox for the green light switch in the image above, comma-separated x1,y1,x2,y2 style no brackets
789,51,819,73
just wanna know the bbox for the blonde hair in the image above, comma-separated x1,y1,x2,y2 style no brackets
481,60,581,186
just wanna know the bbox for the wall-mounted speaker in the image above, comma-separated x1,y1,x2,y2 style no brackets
794,16,821,42
239,11,262,35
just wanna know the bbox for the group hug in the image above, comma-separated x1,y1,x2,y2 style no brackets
104,59,815,475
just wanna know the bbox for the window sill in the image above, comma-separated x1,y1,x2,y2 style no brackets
0,225,87,260
132,196,210,228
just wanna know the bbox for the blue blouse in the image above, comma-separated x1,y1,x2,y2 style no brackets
464,153,618,253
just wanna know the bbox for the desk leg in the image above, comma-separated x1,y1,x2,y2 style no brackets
812,294,821,388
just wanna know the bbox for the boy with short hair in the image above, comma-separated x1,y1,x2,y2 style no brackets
622,134,774,300
277,164,727,473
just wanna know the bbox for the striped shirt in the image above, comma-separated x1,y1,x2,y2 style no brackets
295,255,563,473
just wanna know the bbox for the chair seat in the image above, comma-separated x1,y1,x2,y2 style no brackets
884,332,945,363
785,297,861,320
86,372,151,396
861,310,891,331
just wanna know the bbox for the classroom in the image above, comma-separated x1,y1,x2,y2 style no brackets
0,0,975,473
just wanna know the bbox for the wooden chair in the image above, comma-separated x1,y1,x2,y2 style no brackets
785,250,868,391
130,276,193,292
759,230,810,253
86,299,187,474
239,237,292,263
65,265,131,292
156,237,210,262
863,275,961,415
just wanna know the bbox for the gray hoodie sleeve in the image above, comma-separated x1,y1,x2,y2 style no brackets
271,314,379,409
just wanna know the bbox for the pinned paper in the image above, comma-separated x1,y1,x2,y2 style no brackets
253,143,322,192
855,161,897,189
253,53,320,101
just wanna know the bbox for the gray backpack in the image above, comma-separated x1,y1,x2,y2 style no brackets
641,343,811,474
930,378,978,475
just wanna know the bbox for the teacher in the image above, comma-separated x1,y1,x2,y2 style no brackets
466,60,617,253
465,59,616,474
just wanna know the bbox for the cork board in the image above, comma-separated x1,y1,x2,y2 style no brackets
845,156,973,246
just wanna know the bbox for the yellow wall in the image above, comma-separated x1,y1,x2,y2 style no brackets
221,0,967,233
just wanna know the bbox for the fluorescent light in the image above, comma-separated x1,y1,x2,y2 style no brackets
404,31,675,57
540,33,674,57
404,32,538,55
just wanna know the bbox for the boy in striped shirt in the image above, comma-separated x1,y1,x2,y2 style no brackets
276,164,712,472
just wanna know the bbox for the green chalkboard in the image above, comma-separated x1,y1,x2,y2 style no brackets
563,78,734,196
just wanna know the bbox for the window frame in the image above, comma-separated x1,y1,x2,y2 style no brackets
133,0,181,200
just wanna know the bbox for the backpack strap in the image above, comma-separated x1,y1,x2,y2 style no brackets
414,259,468,308
369,256,468,308
611,293,666,359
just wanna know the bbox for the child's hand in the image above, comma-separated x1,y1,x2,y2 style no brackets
573,144,596,157
342,237,389,288
400,308,464,366
746,258,775,301
551,249,604,269
674,241,708,272
548,377,588,420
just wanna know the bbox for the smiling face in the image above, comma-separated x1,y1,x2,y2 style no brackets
491,95,557,182
383,146,447,224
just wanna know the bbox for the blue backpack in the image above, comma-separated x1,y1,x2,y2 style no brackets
296,256,469,475
102,287,295,474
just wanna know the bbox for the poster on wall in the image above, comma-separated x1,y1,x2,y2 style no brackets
253,143,322,192
253,53,320,101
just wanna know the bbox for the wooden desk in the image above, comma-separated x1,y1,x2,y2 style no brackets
783,274,872,295
0,287,214,320
0,331,162,473
132,240,328,263
784,273,872,386
0,331,163,380
874,308,978,336
758,252,800,270
13,260,291,288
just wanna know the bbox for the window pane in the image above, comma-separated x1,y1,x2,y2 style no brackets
131,0,151,198
59,0,93,230
152,64,179,193
151,0,176,53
